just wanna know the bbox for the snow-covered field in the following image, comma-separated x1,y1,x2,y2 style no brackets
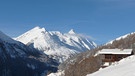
87,55,135,76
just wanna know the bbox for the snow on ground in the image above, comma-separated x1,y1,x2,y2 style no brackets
47,70,64,76
87,55,135,76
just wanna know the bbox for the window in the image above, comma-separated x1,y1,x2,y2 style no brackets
105,55,112,59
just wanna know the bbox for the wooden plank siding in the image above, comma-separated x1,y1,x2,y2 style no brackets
101,54,130,62
101,54,132,68
99,49,133,68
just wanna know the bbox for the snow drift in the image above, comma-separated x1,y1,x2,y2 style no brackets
87,55,135,76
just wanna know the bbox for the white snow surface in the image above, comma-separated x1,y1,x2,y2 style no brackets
15,26,97,62
87,55,135,76
47,70,64,76
99,49,132,54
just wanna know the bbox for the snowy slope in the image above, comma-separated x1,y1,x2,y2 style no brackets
0,31,18,43
15,26,97,62
87,55,135,76
106,32,135,45
0,31,58,76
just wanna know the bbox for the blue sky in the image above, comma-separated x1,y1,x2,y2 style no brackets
0,0,135,44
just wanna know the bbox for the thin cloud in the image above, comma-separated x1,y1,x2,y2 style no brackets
78,33,97,41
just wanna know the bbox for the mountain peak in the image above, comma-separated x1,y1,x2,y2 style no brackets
15,26,48,44
31,26,46,32
68,29,75,34
33,26,40,29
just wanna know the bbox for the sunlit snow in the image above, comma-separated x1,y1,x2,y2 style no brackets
15,26,97,63
87,55,135,76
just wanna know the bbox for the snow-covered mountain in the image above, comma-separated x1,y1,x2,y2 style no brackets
106,32,135,45
0,31,58,76
15,26,97,63
87,55,135,76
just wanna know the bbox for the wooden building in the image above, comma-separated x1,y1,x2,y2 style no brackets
99,49,133,68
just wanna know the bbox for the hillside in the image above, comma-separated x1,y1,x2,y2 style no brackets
0,31,58,76
57,32,135,76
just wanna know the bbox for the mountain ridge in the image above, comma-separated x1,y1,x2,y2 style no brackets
59,31,135,76
0,30,58,76
15,26,97,63
106,32,135,45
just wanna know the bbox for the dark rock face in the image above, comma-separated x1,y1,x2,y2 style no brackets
0,39,58,76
